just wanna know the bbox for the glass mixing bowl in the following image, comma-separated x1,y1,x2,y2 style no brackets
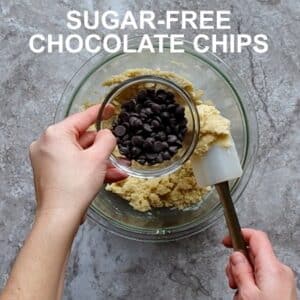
55,37,258,242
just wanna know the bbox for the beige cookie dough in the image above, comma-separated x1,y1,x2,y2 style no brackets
106,161,211,212
103,68,231,212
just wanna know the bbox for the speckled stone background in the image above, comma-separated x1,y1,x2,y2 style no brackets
0,0,299,299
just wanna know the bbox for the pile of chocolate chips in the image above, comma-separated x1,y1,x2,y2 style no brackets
112,89,187,165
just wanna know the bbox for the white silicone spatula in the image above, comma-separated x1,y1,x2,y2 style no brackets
191,137,248,257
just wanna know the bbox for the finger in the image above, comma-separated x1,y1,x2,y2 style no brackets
223,232,240,247
223,229,277,265
226,263,237,289
104,167,128,183
87,129,116,160
78,131,97,149
58,104,114,135
230,252,257,291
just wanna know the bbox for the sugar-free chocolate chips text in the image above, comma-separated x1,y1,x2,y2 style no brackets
112,89,188,165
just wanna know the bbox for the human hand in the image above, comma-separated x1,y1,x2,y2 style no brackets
29,104,127,223
223,229,297,300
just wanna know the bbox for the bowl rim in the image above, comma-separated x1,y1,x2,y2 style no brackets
56,36,258,242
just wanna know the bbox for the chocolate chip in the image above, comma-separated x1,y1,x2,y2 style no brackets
144,138,154,150
175,106,185,116
177,142,183,148
119,145,129,155
131,135,144,146
156,89,168,101
144,100,153,107
157,131,167,141
140,113,148,120
131,146,141,157
181,118,188,126
165,126,171,134
119,111,130,121
151,119,160,128
169,118,177,127
161,142,168,150
114,125,126,137
129,117,142,128
137,90,147,102
179,125,185,132
175,125,182,133
137,158,146,165
161,111,170,119
143,123,152,133
146,153,157,160
145,137,155,144
177,133,184,140
151,103,161,113
161,104,167,110
122,140,131,146
155,116,162,123
144,107,153,116
153,141,164,153
122,134,130,141
112,120,118,128
162,151,171,160
147,89,155,97
167,135,177,144
166,91,175,102
156,153,163,163
169,146,178,154
135,104,142,112
167,104,177,111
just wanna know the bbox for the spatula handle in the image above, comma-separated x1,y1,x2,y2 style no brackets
215,181,248,258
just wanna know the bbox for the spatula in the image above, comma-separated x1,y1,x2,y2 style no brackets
191,137,248,257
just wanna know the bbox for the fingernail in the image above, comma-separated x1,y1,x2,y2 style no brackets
230,252,246,266
101,128,114,136
106,103,115,109
103,104,115,117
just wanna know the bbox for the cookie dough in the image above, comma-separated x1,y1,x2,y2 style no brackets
103,68,231,212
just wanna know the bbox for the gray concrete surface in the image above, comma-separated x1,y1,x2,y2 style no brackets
0,0,299,299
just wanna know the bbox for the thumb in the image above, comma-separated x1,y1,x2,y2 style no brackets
88,129,116,161
230,252,258,292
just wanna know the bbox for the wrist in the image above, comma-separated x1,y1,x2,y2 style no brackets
35,191,88,226
35,206,84,230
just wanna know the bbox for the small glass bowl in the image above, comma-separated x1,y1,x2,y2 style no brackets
96,75,200,178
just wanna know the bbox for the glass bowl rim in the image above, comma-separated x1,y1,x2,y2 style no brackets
55,36,258,242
